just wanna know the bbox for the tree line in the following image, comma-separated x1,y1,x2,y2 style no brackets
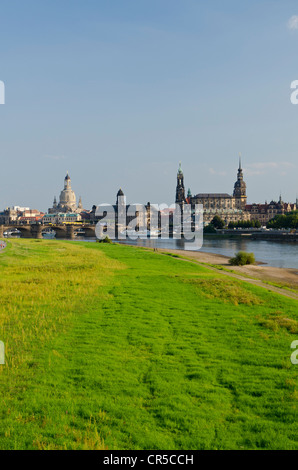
204,216,261,233
266,211,298,229
203,211,298,232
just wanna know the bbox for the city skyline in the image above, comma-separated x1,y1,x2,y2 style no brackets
1,1,298,208
1,160,298,213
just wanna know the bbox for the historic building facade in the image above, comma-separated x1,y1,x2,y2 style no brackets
245,198,296,225
48,172,83,214
0,207,44,225
176,159,250,225
43,212,82,224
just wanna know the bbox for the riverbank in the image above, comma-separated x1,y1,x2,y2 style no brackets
118,238,298,291
1,239,298,449
205,230,298,241
157,248,298,291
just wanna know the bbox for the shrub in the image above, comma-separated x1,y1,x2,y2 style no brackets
229,251,255,266
97,236,113,244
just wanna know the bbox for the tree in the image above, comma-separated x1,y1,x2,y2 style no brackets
267,211,298,229
211,216,225,229
203,223,216,234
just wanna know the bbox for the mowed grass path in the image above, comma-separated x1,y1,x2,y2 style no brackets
0,239,297,450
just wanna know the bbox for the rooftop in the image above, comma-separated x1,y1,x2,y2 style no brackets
193,193,232,198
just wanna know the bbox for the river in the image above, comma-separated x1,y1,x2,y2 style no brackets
116,237,298,270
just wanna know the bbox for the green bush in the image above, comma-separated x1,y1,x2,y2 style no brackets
97,236,113,244
229,251,255,266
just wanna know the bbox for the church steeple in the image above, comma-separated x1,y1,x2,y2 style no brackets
175,162,186,205
233,155,247,209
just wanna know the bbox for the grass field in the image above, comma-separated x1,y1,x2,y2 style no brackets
0,239,297,450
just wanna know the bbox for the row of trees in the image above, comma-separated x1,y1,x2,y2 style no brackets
204,216,261,233
267,211,298,229
228,219,261,229
204,211,298,232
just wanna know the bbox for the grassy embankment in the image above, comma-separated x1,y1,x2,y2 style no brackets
0,239,297,450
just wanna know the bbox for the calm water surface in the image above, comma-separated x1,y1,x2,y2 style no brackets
117,237,298,270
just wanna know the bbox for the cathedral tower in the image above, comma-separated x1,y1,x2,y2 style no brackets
233,156,247,210
175,162,186,205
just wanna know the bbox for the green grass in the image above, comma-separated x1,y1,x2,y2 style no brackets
0,239,297,450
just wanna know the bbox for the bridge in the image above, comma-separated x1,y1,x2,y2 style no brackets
0,224,97,239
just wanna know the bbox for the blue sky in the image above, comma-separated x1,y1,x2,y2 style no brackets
1,0,298,210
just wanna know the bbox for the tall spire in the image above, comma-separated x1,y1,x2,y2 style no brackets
176,162,186,204
233,155,246,209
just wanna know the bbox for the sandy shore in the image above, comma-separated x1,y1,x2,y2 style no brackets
160,248,298,289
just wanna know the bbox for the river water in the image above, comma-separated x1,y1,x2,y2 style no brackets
116,237,298,270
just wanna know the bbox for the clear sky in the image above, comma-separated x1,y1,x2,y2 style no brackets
1,0,298,210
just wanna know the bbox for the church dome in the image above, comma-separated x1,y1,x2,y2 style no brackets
59,173,77,211
48,172,81,214
59,188,76,206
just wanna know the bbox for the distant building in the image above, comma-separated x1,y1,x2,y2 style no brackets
43,213,82,224
49,172,83,214
245,197,296,225
0,207,43,225
11,206,30,212
18,210,44,224
175,162,186,205
0,208,19,224
80,210,92,222
90,189,148,235
178,158,250,225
